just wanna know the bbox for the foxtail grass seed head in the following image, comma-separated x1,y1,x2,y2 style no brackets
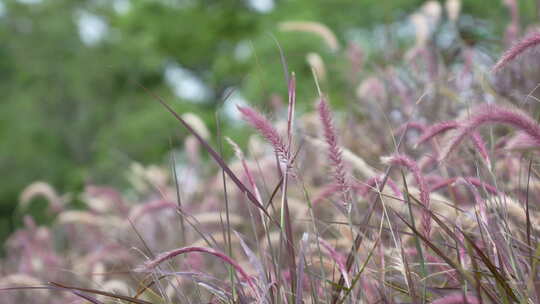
279,21,339,51
306,52,326,82
440,104,540,161
238,105,289,165
317,97,350,206
493,31,540,71
181,113,210,140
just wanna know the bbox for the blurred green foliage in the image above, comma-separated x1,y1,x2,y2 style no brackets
0,0,537,241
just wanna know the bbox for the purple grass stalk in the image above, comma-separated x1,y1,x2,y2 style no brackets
493,31,540,71
237,105,289,165
317,97,350,206
382,154,431,236
440,104,540,161
431,293,480,304
135,246,258,296
281,72,298,302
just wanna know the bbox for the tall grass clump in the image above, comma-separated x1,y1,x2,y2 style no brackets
4,2,540,303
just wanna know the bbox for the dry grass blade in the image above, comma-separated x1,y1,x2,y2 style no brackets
408,193,520,302
391,210,500,304
408,198,518,302
330,191,378,304
331,124,409,304
133,275,168,299
401,171,427,302
69,290,105,304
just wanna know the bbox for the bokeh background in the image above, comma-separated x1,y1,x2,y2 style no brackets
1,0,537,244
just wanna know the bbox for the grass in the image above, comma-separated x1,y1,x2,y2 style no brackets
3,1,540,303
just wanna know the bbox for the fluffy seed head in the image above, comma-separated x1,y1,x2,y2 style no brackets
279,21,339,51
493,31,540,71
306,52,326,81
317,98,349,197
238,105,289,164
440,104,540,161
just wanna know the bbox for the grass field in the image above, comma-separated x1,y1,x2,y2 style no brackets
3,1,540,303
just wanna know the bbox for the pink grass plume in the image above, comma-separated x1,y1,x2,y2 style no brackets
418,119,491,168
238,105,289,165
418,121,489,164
493,30,540,71
440,104,540,162
317,97,350,206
